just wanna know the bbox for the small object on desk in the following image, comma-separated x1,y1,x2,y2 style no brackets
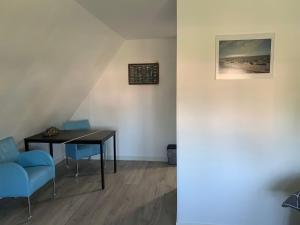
43,127,60,137
282,191,300,211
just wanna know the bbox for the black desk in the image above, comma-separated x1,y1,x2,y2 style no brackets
24,130,117,189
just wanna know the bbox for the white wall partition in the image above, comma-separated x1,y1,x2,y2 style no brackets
177,0,300,224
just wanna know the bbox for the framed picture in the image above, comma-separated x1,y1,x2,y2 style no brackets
216,33,275,79
128,63,159,85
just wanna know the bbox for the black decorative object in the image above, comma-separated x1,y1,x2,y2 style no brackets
128,63,159,85
282,192,300,211
43,127,60,137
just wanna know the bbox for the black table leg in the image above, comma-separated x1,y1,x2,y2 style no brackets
24,140,29,151
49,143,53,157
100,143,105,190
113,134,117,173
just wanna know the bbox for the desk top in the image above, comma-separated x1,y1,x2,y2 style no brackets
24,130,115,144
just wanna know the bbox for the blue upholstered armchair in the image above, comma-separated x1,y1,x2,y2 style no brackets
0,137,55,220
63,119,103,176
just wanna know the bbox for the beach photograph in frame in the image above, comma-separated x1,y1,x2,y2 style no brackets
216,33,274,79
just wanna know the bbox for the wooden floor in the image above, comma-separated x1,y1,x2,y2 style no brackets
0,160,177,225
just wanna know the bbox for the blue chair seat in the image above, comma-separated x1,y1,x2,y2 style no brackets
63,120,105,176
0,137,55,219
65,144,100,160
24,166,54,195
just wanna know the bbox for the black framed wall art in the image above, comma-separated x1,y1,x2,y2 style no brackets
128,63,159,85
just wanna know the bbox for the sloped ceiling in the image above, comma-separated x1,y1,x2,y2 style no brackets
0,0,123,143
75,0,177,39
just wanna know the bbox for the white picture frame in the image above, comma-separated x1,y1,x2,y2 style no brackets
216,33,275,80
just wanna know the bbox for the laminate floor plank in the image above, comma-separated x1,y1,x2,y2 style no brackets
0,160,176,225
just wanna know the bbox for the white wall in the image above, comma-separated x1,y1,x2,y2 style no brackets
0,0,123,148
72,39,177,161
177,0,300,225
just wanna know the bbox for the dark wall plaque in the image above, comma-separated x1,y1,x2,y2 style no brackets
128,63,159,85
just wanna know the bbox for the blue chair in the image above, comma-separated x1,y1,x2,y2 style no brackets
63,119,103,176
0,137,55,220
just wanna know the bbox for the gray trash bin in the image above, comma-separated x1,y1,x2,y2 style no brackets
167,144,177,165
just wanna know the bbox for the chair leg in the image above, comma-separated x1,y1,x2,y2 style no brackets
65,157,70,168
75,161,79,177
53,178,56,198
27,197,32,221
104,150,107,169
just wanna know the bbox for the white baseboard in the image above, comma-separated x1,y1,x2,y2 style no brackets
93,155,167,162
54,155,167,164
177,223,198,225
177,222,211,225
54,157,65,164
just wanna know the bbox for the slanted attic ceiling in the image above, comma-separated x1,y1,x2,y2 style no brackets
0,0,176,143
75,0,177,39
0,0,123,142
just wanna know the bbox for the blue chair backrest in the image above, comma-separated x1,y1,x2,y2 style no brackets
0,137,19,163
63,119,91,130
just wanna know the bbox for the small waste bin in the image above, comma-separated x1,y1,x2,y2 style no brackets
167,144,177,165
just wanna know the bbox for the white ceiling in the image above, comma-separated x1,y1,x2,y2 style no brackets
75,0,176,40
